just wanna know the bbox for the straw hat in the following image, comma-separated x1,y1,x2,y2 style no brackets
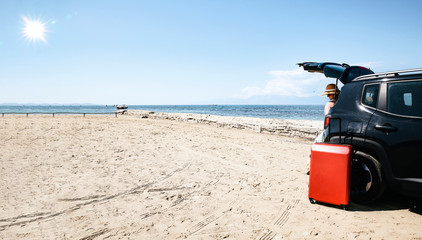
321,83,340,96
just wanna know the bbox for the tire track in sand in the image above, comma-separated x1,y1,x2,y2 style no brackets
0,163,191,231
256,187,304,240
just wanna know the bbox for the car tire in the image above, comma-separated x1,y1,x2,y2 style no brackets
350,151,386,203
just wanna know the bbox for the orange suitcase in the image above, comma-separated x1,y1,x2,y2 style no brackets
308,143,352,208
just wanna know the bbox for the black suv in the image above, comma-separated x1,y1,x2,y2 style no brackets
299,62,422,203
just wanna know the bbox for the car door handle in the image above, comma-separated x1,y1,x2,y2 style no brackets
374,124,397,132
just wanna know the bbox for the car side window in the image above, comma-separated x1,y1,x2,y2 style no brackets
362,84,379,108
387,81,422,117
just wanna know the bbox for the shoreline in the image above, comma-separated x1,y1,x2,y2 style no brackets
127,110,323,140
0,104,325,122
0,110,324,140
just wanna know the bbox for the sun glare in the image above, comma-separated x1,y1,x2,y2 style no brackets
22,16,48,43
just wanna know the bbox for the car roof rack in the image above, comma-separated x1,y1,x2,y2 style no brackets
354,68,422,81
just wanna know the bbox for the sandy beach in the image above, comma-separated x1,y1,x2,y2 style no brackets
1,114,421,239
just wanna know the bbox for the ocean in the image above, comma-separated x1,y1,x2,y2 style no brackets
0,105,325,121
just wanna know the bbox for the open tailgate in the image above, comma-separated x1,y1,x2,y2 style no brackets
297,62,374,84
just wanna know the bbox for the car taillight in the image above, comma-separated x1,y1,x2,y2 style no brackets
324,117,330,128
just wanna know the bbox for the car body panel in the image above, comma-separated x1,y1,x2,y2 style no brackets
367,111,422,178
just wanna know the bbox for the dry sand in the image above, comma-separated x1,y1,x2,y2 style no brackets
0,114,421,239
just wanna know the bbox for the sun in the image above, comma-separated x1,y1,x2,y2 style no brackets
22,16,48,43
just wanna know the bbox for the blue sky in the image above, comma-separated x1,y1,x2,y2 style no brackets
1,0,422,105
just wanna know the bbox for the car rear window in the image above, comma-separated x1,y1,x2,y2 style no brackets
387,81,422,117
362,84,379,108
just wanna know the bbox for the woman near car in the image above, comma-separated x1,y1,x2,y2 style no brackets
307,84,341,174
322,83,340,115
313,83,340,143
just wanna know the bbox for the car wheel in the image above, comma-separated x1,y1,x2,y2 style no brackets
350,151,386,203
